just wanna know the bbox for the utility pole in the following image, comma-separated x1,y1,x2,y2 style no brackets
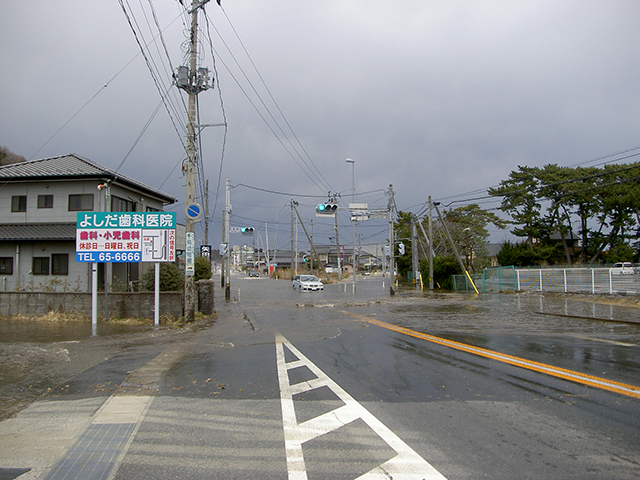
411,214,419,290
433,202,479,294
204,179,209,246
293,204,328,280
290,200,296,280
224,178,231,300
174,0,212,321
334,212,341,280
428,196,434,290
388,184,396,296
346,158,355,294
310,220,314,272
265,221,269,275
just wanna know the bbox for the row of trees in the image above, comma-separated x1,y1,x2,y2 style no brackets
488,162,640,265
393,162,640,287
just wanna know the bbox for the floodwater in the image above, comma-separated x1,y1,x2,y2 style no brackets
2,274,640,420
0,317,160,420
0,317,153,344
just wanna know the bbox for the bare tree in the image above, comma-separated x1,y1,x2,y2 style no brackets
0,146,27,166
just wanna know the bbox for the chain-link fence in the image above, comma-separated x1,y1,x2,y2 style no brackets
453,266,639,295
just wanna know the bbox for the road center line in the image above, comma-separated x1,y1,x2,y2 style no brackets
344,312,640,400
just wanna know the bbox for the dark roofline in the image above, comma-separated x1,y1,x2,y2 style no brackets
0,223,76,241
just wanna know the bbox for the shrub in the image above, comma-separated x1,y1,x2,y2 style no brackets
194,256,212,281
141,262,184,291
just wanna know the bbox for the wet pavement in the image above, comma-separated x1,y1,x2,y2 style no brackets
1,274,639,479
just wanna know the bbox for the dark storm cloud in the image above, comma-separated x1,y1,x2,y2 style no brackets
2,0,640,246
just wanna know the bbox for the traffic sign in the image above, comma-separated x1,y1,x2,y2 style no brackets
185,202,202,221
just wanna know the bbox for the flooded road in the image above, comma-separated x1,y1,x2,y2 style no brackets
1,273,639,479
0,316,192,420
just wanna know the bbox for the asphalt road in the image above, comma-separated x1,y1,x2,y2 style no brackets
1,273,639,480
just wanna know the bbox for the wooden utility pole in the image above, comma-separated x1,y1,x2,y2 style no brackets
176,0,212,321
428,196,434,290
388,184,396,295
224,177,231,300
290,200,296,280
204,179,209,246
411,214,419,290
433,202,479,294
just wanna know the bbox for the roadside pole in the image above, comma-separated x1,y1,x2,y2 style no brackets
428,196,434,290
154,262,160,326
433,202,479,294
412,214,419,290
92,263,98,336
224,178,231,301
388,184,396,295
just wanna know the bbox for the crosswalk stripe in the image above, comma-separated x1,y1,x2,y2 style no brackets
276,334,448,480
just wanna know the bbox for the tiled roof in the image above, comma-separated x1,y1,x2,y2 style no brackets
0,154,176,203
0,223,76,241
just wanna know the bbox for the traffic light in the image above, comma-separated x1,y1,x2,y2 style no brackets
219,243,228,256
398,242,405,255
241,227,255,235
383,245,391,257
316,202,338,215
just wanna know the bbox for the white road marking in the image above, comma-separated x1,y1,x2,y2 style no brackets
276,334,448,480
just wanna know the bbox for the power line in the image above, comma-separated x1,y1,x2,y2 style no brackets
201,9,333,194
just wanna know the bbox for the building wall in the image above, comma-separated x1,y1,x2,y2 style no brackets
1,179,173,293
0,291,183,319
2,180,98,223
0,241,87,292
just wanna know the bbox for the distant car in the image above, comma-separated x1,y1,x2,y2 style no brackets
610,262,635,275
324,265,338,274
247,270,259,277
292,275,324,291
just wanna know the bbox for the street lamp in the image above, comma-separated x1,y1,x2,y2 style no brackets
346,158,356,294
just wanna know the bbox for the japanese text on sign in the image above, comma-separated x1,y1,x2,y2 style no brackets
76,212,176,263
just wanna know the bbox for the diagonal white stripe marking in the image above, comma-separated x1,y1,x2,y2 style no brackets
289,377,327,396
276,334,448,480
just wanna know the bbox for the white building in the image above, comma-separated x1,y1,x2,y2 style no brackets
0,154,177,292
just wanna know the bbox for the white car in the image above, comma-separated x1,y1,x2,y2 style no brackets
610,262,635,275
292,275,324,291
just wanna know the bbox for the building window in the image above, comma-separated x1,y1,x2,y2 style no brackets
68,194,94,211
111,195,135,212
33,257,50,275
0,257,13,275
11,195,27,212
51,254,69,275
146,206,159,212
38,194,54,208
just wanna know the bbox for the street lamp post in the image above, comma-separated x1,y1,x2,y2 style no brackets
346,158,356,294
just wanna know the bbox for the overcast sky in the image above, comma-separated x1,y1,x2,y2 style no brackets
2,1,640,252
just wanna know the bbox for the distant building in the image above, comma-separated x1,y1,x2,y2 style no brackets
0,154,177,292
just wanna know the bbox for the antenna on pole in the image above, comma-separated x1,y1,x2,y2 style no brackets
175,0,214,321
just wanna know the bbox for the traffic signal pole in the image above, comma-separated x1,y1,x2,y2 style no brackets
293,204,328,281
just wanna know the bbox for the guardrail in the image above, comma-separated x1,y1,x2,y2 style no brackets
453,266,639,295
516,267,639,295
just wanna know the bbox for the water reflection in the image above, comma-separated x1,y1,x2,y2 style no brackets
0,317,153,343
